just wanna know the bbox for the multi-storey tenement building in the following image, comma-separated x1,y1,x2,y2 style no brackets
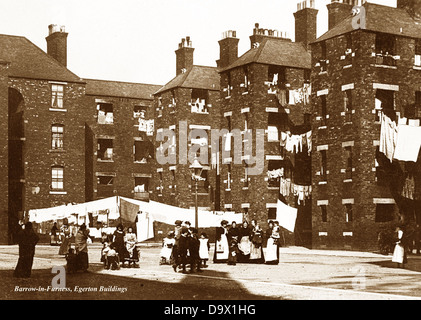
150,37,221,211
216,1,317,246
311,0,421,251
84,79,160,203
0,25,160,244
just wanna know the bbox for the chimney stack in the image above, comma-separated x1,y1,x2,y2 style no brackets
217,30,239,68
327,0,358,31
294,0,318,49
397,0,421,21
249,23,291,49
175,36,194,76
46,24,68,67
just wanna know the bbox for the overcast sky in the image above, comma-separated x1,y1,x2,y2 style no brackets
0,0,396,85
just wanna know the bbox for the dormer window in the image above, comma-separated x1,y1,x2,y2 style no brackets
375,33,396,67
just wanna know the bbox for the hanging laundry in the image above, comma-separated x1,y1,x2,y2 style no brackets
276,89,288,107
401,174,415,200
409,119,420,127
379,113,398,162
224,133,232,151
393,124,421,162
139,118,148,132
146,120,154,136
398,117,408,125
267,168,284,179
306,131,312,155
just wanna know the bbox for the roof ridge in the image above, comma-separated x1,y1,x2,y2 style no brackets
83,78,162,87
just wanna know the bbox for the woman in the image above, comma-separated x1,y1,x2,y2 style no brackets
50,222,59,246
392,226,408,268
214,220,229,263
227,222,240,266
14,222,39,278
249,220,265,264
124,227,138,267
265,220,279,265
238,221,252,263
113,224,128,265
75,224,90,272
58,223,72,255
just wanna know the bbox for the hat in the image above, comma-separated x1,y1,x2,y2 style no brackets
221,220,228,226
175,220,183,226
181,227,189,234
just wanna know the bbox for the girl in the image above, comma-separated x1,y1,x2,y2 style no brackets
199,233,210,268
265,220,279,265
250,221,264,264
160,231,176,265
238,221,252,263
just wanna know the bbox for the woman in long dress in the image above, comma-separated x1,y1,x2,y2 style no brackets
213,220,229,263
227,222,240,266
113,224,128,266
58,223,72,255
249,220,265,264
392,226,407,268
124,227,138,266
238,221,252,263
14,222,39,278
265,220,279,265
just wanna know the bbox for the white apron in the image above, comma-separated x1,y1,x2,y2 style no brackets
215,234,229,260
265,238,278,262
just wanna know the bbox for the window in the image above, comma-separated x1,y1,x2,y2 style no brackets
51,124,64,150
375,204,395,222
134,140,150,163
134,177,149,193
268,65,286,88
157,97,163,117
268,160,283,188
268,208,277,220
98,139,113,161
304,69,311,84
98,175,114,186
227,164,232,190
268,113,288,142
191,89,209,114
227,115,232,131
134,105,147,119
321,95,327,126
344,146,353,180
321,205,328,222
243,163,249,189
51,84,64,109
51,166,64,190
345,204,353,222
170,170,176,194
243,66,250,91
225,73,232,97
158,172,163,195
97,103,114,124
344,90,353,122
197,170,209,193
320,150,327,182
375,89,395,121
375,33,396,66
320,42,327,72
415,39,421,67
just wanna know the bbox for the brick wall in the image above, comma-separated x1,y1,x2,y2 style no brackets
0,64,9,244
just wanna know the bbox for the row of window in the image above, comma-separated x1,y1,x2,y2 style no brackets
318,203,395,223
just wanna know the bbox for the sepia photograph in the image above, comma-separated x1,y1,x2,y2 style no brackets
0,0,420,311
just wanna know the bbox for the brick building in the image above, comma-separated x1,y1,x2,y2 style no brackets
216,9,315,246
150,37,221,212
310,0,421,251
0,25,160,244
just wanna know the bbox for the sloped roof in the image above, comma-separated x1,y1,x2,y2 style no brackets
313,3,421,43
220,37,311,72
154,65,220,95
84,79,162,100
0,34,83,83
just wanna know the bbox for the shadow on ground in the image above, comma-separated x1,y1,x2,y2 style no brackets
368,256,421,273
0,263,281,300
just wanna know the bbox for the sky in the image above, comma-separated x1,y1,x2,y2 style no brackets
0,0,397,86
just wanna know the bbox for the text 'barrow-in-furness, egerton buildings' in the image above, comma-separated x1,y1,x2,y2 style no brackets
1,0,421,251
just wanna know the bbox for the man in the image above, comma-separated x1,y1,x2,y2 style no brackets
75,224,91,272
14,222,39,278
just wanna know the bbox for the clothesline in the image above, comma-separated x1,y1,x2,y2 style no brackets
281,131,312,155
379,113,421,163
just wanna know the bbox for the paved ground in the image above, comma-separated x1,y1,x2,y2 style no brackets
1,244,420,300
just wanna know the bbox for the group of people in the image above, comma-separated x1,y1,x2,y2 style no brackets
160,220,210,274
160,219,284,273
214,219,281,265
101,224,139,270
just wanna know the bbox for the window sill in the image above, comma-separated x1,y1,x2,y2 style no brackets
225,96,231,100
343,65,352,69
97,159,114,163
267,187,280,190
134,161,148,164
242,187,249,191
49,149,65,153
343,179,353,183
242,92,249,95
50,191,67,195
344,122,353,125
97,123,114,125
413,65,421,70
371,64,397,69
191,112,210,115
319,71,328,75
49,108,67,112
318,126,327,130
225,189,231,192
318,181,327,185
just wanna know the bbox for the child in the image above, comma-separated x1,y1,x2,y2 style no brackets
173,227,189,273
101,241,110,266
160,231,176,265
66,247,77,274
188,228,202,273
105,244,119,270
199,233,210,268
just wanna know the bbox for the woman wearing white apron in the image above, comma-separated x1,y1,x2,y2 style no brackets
214,220,229,263
392,226,407,268
265,220,280,265
238,221,252,263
